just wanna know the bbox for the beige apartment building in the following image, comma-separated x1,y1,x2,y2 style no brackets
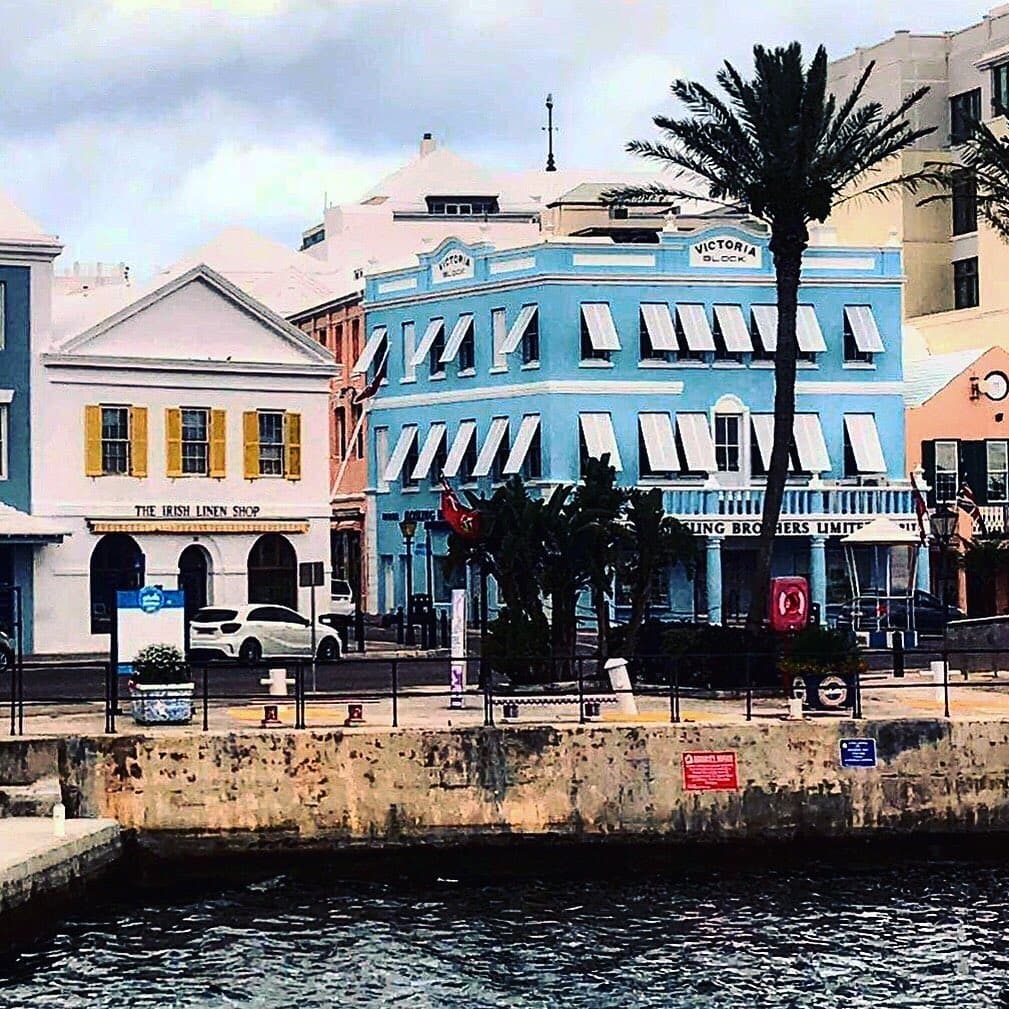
827,5,1009,353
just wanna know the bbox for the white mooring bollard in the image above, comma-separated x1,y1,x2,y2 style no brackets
787,697,805,720
262,667,289,697
52,800,66,838
604,657,638,716
931,660,947,704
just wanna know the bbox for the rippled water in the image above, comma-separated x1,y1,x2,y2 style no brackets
5,847,1009,1007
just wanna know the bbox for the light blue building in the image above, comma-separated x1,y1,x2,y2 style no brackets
359,221,920,624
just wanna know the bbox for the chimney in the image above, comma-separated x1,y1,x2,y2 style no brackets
419,132,436,157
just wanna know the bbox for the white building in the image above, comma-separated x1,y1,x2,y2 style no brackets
32,264,337,653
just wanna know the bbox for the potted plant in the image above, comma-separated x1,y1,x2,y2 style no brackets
128,643,194,725
778,626,866,712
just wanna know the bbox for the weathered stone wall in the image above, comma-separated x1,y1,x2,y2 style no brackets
25,718,1009,851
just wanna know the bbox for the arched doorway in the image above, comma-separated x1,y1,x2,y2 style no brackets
247,534,297,610
178,545,211,623
90,534,145,634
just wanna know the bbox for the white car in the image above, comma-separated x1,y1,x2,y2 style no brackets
329,578,355,619
189,605,343,664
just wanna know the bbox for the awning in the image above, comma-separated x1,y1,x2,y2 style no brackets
503,415,541,474
351,326,387,376
676,304,716,351
440,314,474,363
750,414,775,470
581,303,621,351
751,305,777,352
411,422,446,480
796,305,827,353
844,305,885,353
640,303,678,352
713,304,753,353
639,413,679,471
501,305,538,355
382,425,418,482
472,417,509,477
844,413,887,473
793,414,831,472
410,318,445,367
0,503,71,543
676,413,717,472
443,420,477,478
579,413,622,470
88,519,308,535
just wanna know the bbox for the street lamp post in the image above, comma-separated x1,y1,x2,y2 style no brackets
930,505,959,612
400,518,417,647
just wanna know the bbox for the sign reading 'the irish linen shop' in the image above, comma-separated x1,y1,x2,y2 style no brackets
689,236,762,269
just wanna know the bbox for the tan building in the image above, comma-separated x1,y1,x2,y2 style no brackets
827,6,1009,352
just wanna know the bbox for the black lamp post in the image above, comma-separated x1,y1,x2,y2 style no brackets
400,518,417,646
930,504,958,612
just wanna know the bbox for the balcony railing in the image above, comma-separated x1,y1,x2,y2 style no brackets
665,482,915,519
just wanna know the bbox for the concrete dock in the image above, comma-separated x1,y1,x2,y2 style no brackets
0,818,121,917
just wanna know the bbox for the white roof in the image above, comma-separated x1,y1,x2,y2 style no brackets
903,347,989,407
842,516,920,545
0,503,71,540
362,146,502,207
0,188,53,242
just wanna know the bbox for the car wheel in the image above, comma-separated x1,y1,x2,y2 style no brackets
239,638,262,665
317,637,339,663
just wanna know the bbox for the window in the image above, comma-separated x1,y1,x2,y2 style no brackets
402,437,420,489
430,323,446,377
335,405,347,461
334,322,344,362
425,196,499,216
843,313,873,364
751,307,775,361
712,309,742,362
491,428,511,483
350,401,363,458
714,414,741,472
0,404,6,479
672,305,707,362
994,64,1009,118
491,308,507,370
457,320,475,372
350,318,361,363
0,284,5,351
952,170,978,235
402,321,416,381
934,440,958,502
639,307,673,363
258,412,285,476
317,328,328,348
181,408,209,475
459,430,478,484
954,257,979,310
521,424,542,481
950,88,981,144
101,406,131,475
581,311,611,361
521,308,539,365
988,441,1008,502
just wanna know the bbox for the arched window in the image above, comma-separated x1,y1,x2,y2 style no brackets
178,544,212,622
247,534,297,610
90,534,145,634
712,395,746,476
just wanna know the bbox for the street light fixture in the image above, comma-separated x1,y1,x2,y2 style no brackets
930,504,958,611
399,519,417,646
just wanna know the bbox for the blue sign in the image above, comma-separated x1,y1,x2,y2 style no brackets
116,587,185,613
840,738,877,768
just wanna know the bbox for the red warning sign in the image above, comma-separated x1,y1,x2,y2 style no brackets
682,751,739,791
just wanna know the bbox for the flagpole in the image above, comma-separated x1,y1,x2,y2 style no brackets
332,399,370,499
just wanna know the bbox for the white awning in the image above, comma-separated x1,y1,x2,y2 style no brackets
443,421,477,478
440,314,474,363
796,305,827,353
382,425,418,482
351,326,387,376
0,503,71,542
676,304,716,351
581,303,621,351
640,303,678,351
500,305,538,355
713,304,753,352
844,305,885,353
411,423,446,480
503,415,541,474
472,417,509,477
793,414,831,472
579,413,622,471
639,413,679,471
676,413,717,473
409,318,445,367
751,305,777,352
751,414,775,469
844,413,887,473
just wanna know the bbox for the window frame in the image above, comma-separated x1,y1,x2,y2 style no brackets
934,439,959,503
951,169,978,236
988,439,1009,503
950,87,982,144
100,405,131,476
714,413,742,473
993,63,1009,119
580,311,611,362
457,318,476,373
842,311,874,365
639,306,674,364
180,406,210,476
257,410,285,478
953,257,980,310
429,320,447,378
520,307,539,365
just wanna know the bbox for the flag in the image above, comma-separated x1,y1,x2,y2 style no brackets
910,471,929,545
957,479,988,537
440,480,482,541
351,344,389,404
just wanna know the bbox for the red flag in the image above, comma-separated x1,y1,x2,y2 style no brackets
440,480,481,541
957,480,988,536
910,471,929,545
352,344,389,405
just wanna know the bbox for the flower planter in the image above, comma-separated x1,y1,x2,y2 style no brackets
130,682,195,725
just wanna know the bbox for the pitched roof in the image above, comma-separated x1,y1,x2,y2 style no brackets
361,147,501,207
903,347,989,407
0,188,51,242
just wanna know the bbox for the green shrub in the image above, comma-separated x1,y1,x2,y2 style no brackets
484,607,552,685
132,643,190,684
778,625,864,679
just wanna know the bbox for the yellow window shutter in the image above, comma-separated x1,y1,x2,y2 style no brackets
165,408,182,477
210,409,227,478
129,406,148,478
84,405,102,477
243,411,260,479
284,411,302,481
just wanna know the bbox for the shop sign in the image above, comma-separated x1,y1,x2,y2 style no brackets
133,504,262,518
689,236,762,268
676,517,917,538
682,751,738,791
839,738,877,768
433,249,474,283
115,586,185,676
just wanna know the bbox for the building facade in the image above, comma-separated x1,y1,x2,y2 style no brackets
362,225,919,624
31,265,336,654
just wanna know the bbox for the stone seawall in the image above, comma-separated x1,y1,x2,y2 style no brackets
32,717,1009,852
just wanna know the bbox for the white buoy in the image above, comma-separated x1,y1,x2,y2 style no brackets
52,801,66,838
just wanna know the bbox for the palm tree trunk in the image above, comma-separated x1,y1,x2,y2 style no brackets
746,230,806,630
593,584,610,667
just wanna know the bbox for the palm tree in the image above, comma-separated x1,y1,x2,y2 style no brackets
610,43,934,628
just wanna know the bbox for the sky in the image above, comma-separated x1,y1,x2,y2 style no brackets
0,0,985,278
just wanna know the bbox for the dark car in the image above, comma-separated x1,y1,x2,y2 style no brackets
827,590,965,636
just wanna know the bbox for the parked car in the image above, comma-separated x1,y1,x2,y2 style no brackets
329,578,355,619
188,605,343,663
0,629,12,672
827,590,965,636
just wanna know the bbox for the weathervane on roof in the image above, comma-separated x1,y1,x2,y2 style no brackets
543,93,557,172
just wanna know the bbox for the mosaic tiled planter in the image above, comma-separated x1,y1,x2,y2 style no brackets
130,682,195,725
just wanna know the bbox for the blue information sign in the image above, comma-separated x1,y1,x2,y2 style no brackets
839,738,877,768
